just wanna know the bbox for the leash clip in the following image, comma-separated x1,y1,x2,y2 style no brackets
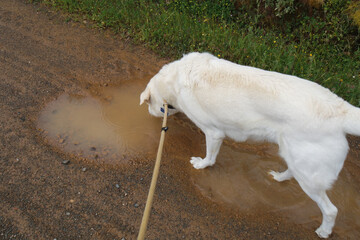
160,103,175,115
160,107,167,114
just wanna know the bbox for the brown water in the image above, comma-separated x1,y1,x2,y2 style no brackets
38,82,161,165
38,83,360,238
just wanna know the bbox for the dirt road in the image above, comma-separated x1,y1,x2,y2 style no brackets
1,1,359,239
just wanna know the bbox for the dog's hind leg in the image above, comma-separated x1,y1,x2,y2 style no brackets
269,169,293,182
190,130,224,169
269,136,293,182
279,133,346,238
297,181,338,238
315,192,338,239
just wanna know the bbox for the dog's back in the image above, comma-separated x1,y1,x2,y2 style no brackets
176,53,355,142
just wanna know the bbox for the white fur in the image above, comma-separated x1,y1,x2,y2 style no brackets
140,52,360,238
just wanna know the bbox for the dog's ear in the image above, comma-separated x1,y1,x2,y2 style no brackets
140,88,151,105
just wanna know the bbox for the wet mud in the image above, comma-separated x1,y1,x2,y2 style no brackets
1,1,359,239
192,144,360,239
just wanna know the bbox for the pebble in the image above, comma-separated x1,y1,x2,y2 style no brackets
82,167,87,172
102,151,108,156
90,146,96,151
115,184,120,189
134,203,139,208
62,160,70,165
65,212,70,216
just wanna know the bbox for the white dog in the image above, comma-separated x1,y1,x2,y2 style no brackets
140,52,360,238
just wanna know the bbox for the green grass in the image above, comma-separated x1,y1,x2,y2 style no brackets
31,0,360,106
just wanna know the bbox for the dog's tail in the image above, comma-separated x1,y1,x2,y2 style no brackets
343,104,360,136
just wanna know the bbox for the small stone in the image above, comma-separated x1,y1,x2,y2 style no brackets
90,147,96,151
20,116,26,122
69,199,75,203
134,203,139,208
62,160,70,165
65,212,70,216
102,151,108,156
82,167,87,172
59,138,65,144
115,184,120,189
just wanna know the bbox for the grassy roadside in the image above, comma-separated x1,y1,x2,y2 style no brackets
30,0,360,106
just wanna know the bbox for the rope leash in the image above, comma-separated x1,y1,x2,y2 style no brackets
137,103,169,240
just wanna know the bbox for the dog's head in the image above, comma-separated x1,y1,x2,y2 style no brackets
140,68,179,117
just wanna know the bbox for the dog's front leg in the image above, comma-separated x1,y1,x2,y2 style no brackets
190,131,224,169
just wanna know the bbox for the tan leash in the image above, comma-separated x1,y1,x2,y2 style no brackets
137,103,169,240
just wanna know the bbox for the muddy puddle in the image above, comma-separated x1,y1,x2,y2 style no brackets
38,82,360,238
38,81,161,165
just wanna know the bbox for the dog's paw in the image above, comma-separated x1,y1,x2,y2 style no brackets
315,227,331,239
268,171,283,182
190,157,213,169
268,170,292,182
